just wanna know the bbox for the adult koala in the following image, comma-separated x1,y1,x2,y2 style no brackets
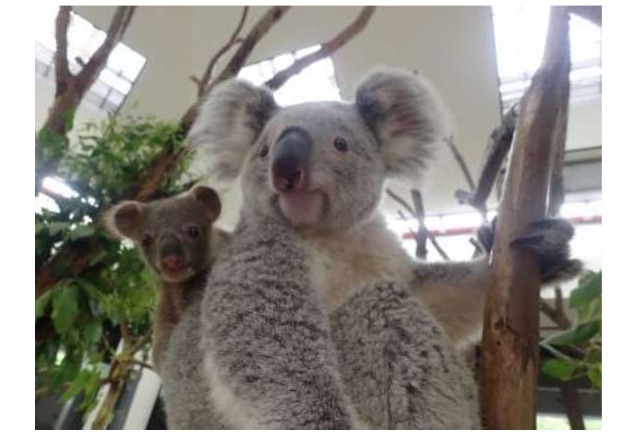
192,69,580,347
178,69,486,429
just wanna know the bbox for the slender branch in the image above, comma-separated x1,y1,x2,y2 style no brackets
265,6,376,90
469,237,485,258
411,189,428,260
397,210,418,242
385,188,417,219
132,359,154,371
54,6,72,97
394,193,451,261
76,6,136,92
428,232,450,261
131,329,153,354
195,6,249,97
207,6,291,93
445,135,476,192
454,104,518,212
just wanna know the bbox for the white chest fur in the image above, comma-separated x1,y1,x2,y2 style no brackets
303,214,413,310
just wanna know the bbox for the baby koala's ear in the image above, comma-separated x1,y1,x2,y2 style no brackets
187,79,278,182
102,201,146,240
190,185,221,222
355,69,448,179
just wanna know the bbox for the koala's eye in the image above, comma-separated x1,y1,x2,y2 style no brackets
258,144,269,159
333,136,349,153
141,233,154,247
186,225,201,239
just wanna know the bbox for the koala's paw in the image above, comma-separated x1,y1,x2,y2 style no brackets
510,218,583,283
478,218,583,284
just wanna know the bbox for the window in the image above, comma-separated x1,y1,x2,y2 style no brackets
238,45,342,106
492,5,601,111
35,6,146,114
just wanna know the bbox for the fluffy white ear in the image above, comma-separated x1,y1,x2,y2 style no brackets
187,79,278,182
102,201,146,240
355,69,449,179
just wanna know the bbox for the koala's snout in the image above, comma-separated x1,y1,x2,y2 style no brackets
271,128,312,192
159,235,186,272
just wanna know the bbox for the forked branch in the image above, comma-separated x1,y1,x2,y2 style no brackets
265,6,376,89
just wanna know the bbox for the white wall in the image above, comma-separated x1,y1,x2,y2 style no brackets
35,6,602,221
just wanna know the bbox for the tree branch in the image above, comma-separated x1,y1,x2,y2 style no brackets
454,104,518,213
54,6,72,97
195,6,249,97
37,6,137,192
411,189,428,260
385,188,417,219
76,6,136,92
481,6,571,429
207,6,291,93
445,134,476,192
265,6,376,90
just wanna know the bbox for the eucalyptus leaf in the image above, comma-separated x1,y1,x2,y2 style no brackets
51,285,79,335
587,366,602,390
546,319,601,346
570,271,602,308
542,358,577,380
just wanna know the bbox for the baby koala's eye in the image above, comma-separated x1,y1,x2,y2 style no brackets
333,136,349,153
141,232,154,247
186,225,201,239
258,144,269,159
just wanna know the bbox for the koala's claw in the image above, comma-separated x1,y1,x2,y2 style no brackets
510,234,545,248
477,217,582,285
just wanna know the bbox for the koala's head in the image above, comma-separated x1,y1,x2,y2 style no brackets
103,186,221,283
188,69,447,231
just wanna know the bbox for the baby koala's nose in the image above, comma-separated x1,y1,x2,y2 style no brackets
271,128,312,193
162,254,183,271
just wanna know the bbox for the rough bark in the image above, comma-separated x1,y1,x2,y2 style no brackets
480,6,571,430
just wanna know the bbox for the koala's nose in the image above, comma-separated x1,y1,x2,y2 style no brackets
271,128,312,193
161,254,183,271
159,236,185,271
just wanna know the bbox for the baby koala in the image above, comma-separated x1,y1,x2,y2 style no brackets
103,185,231,373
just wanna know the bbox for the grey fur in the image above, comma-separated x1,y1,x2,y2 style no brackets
200,215,358,429
331,280,480,429
161,287,228,429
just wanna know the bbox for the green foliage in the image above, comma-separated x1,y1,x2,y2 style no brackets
35,116,190,416
541,271,602,390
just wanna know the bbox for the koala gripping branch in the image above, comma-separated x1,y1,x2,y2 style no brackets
480,7,571,430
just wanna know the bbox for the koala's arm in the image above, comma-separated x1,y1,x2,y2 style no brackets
411,217,583,347
331,280,481,429
410,258,490,347
200,218,357,429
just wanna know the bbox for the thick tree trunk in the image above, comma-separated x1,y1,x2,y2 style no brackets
480,6,571,429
